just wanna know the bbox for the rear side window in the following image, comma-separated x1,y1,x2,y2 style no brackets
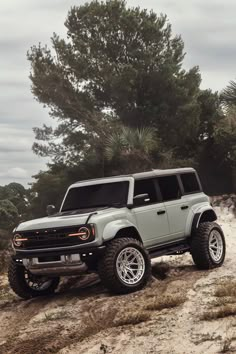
181,173,201,194
134,179,158,204
158,175,181,201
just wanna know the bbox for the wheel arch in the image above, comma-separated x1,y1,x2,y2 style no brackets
114,226,143,243
103,220,142,243
191,209,217,235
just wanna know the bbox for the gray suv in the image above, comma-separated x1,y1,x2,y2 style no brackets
8,168,226,299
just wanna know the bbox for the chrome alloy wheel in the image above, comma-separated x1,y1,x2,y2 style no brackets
209,229,224,263
116,247,145,285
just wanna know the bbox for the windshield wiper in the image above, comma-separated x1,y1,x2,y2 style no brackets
61,203,125,213
93,203,125,208
60,207,96,213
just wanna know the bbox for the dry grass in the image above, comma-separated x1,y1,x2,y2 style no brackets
202,305,236,321
144,294,185,311
42,310,70,322
0,250,10,274
201,281,236,351
57,291,183,349
114,311,150,327
211,298,236,308
65,301,152,345
219,323,236,353
215,282,236,298
0,279,14,301
220,337,234,353
202,281,236,321
192,332,222,345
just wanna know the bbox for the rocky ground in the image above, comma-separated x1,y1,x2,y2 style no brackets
0,207,236,354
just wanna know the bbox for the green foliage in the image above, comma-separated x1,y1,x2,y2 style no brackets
0,1,234,246
28,159,108,217
24,0,235,198
105,126,157,173
0,183,30,249
0,230,10,250
218,84,236,190
29,170,68,218
27,0,204,168
0,200,19,230
214,110,236,166
198,90,223,140
0,183,29,216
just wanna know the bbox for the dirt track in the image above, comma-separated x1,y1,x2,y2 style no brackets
0,208,236,354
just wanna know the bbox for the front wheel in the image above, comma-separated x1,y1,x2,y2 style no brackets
190,222,226,270
98,237,151,294
8,259,60,299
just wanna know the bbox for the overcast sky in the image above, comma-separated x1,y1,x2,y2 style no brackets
0,0,235,187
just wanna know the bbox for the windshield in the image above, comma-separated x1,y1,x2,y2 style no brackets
61,181,129,211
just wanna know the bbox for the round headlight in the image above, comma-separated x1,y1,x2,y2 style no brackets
78,227,90,241
13,234,24,247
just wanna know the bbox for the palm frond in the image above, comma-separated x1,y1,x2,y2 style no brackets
105,132,124,160
136,127,157,153
221,80,236,107
105,126,157,161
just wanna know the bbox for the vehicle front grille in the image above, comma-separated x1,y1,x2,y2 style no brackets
15,225,94,250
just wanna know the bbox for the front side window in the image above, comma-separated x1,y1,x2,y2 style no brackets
180,173,201,194
134,179,158,204
61,181,129,211
158,175,181,201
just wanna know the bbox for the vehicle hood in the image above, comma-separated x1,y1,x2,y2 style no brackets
16,208,124,232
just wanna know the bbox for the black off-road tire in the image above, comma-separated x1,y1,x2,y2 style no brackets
98,237,151,294
8,259,60,300
190,222,226,270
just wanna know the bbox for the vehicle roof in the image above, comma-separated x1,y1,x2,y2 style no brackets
132,167,195,179
70,167,196,187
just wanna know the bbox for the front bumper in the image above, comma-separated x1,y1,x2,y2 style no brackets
13,246,106,276
14,245,106,259
23,254,88,276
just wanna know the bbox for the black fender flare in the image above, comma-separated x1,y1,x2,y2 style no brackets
191,209,217,235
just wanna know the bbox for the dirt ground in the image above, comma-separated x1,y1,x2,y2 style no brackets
0,207,236,354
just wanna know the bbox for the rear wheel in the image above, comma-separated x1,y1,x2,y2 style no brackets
8,259,60,299
98,237,151,294
190,222,226,269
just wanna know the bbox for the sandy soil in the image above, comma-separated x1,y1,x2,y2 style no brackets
0,208,235,354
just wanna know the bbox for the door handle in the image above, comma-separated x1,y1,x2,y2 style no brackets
157,210,166,215
181,205,189,210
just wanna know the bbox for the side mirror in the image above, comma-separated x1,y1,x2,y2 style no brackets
133,193,150,207
46,205,56,216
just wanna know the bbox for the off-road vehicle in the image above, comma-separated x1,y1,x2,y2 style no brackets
8,168,226,299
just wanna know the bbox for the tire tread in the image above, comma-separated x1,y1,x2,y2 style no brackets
8,259,59,299
191,222,225,270
98,237,151,294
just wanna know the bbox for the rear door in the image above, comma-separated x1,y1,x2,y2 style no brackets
132,178,170,248
157,175,189,241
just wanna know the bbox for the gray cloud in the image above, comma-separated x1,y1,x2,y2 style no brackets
0,168,29,180
128,0,236,89
0,0,236,187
